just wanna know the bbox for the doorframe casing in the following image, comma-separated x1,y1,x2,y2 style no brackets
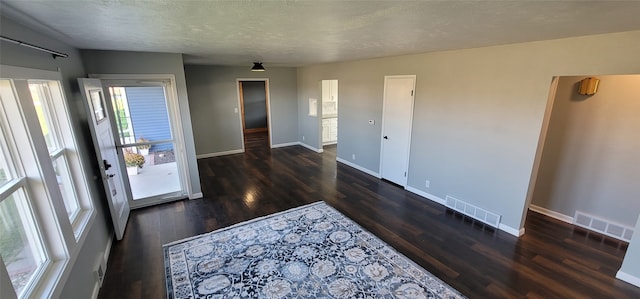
235,78,273,149
523,76,560,225
89,74,192,209
379,75,417,187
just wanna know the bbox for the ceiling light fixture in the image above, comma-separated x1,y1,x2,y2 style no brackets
251,62,265,72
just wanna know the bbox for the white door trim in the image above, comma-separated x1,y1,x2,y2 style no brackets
524,76,559,217
379,75,416,187
236,78,273,148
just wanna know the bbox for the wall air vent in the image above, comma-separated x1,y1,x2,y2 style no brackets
573,211,634,242
445,195,501,228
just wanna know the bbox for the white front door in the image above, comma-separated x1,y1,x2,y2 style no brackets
380,75,416,186
79,78,130,240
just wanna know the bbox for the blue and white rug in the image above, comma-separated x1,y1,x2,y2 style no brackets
164,202,466,299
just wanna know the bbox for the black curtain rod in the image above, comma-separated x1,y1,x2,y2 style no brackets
1,35,69,59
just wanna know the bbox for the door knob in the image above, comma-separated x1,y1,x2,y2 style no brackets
103,159,112,170
383,136,388,139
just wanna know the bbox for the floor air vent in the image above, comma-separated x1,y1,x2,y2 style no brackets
573,211,634,242
445,195,501,228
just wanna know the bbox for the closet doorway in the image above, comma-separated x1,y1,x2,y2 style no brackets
237,79,272,149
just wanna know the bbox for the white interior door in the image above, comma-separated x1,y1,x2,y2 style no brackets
78,78,130,240
380,75,416,186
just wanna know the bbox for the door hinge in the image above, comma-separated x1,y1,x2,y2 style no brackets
404,171,407,177
411,90,414,96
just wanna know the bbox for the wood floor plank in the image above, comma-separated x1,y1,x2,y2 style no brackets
97,132,640,299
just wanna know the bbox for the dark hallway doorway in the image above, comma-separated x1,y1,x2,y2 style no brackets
239,81,268,134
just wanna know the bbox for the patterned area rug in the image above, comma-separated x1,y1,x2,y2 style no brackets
164,202,466,299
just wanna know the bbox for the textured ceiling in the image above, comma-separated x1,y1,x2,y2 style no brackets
2,1,640,67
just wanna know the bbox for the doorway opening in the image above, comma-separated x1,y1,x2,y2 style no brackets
524,75,640,274
526,75,640,238
237,79,271,150
108,85,183,203
321,80,338,153
99,77,189,210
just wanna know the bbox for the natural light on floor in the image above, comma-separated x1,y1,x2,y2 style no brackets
126,149,181,200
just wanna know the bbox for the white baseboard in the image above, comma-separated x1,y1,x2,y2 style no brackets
405,186,446,205
196,149,244,159
617,270,640,287
92,234,114,299
103,235,113,272
91,280,100,299
499,224,525,237
299,142,323,153
528,204,573,224
189,192,203,199
336,158,380,178
271,142,299,148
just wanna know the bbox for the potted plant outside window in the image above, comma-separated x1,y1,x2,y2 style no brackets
124,151,145,175
137,137,151,156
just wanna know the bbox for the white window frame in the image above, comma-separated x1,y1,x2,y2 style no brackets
0,65,97,299
28,80,92,234
0,177,52,298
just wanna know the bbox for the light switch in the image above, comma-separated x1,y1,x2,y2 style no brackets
234,108,238,113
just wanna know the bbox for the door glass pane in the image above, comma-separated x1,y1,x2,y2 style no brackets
89,90,106,123
52,155,80,218
123,142,181,200
29,83,58,152
0,189,48,297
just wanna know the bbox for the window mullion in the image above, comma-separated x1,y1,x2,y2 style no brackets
0,177,26,202
49,148,65,160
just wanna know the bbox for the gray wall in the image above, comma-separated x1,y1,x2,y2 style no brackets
297,30,640,231
80,50,202,197
532,75,640,227
241,81,268,129
0,16,111,299
184,65,298,155
299,67,383,154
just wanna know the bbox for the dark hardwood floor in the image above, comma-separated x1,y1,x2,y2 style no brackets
98,132,639,298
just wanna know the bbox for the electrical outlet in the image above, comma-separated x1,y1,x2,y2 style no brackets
425,180,430,188
352,154,356,160
95,260,105,286
96,265,104,284
94,251,107,287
